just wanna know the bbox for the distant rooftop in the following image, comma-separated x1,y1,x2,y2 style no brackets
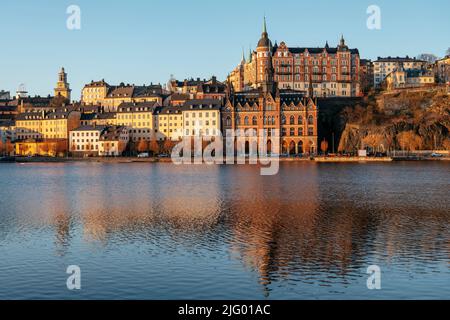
375,56,425,63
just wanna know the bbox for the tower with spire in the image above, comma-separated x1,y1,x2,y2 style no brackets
256,16,274,91
54,67,71,101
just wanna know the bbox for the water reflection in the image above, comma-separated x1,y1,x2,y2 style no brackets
0,162,448,299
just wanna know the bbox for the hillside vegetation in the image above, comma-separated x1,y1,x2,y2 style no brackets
337,88,450,152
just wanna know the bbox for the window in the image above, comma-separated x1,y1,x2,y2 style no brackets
290,128,295,136
290,116,295,125
308,115,314,125
244,116,249,125
298,128,303,136
226,116,231,126
252,116,257,125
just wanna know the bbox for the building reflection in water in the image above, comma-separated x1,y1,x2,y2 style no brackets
11,162,448,298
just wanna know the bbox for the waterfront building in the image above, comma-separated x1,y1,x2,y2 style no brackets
15,139,67,157
116,101,159,143
69,125,104,156
154,106,183,141
222,88,318,155
15,108,81,141
228,18,361,97
54,67,71,101
181,99,222,138
69,125,129,157
373,56,427,88
98,126,129,156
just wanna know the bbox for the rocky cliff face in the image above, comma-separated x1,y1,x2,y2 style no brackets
337,88,450,152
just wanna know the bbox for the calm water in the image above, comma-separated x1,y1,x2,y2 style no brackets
0,162,449,300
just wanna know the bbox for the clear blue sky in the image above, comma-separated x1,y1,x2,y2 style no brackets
0,0,449,100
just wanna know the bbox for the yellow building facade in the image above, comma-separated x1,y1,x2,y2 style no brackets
155,106,183,141
116,102,159,143
15,109,81,141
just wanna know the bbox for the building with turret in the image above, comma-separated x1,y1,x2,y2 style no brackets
228,18,361,97
224,18,319,155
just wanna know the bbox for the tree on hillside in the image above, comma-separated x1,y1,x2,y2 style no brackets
397,131,423,151
417,53,439,63
443,139,450,151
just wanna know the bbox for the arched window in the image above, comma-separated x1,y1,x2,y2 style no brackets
281,115,286,125
298,127,303,136
290,128,295,136
226,116,231,126
244,116,249,125
236,116,241,126
298,116,303,125
252,116,257,125
263,116,267,125
271,116,275,125
308,127,314,136
308,115,314,125
290,115,295,125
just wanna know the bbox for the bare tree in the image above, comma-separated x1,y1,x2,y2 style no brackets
137,139,149,153
397,131,423,151
149,139,160,155
417,53,439,63
163,139,175,154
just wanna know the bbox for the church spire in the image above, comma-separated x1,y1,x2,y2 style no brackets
241,47,246,64
263,16,267,34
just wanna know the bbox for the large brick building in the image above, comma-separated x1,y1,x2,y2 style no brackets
228,18,361,97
